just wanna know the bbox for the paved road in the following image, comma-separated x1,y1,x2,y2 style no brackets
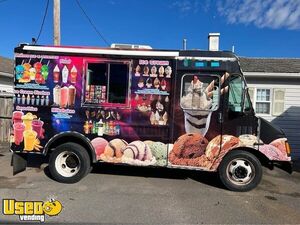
0,152,300,224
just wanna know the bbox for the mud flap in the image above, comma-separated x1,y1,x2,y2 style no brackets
273,161,293,174
12,153,27,175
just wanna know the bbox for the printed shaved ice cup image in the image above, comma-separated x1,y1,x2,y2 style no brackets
91,137,108,160
13,111,24,124
23,130,37,151
100,138,127,162
29,67,36,80
169,133,211,167
239,134,263,147
15,65,24,80
32,120,44,139
122,140,156,166
259,144,288,161
144,141,168,166
270,138,287,156
22,113,37,131
13,123,25,145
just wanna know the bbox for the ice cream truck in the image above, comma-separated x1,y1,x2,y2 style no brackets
11,44,292,191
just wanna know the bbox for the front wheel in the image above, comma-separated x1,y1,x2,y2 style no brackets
49,142,91,183
218,150,262,192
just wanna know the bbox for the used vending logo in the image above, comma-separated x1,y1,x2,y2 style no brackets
2,198,62,222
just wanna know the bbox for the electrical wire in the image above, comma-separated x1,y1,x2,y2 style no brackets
75,0,110,46
35,0,50,44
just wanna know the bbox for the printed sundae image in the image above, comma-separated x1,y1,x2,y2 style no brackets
180,73,229,136
12,111,44,152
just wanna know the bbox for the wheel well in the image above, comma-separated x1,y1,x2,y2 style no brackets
45,135,96,163
229,147,272,168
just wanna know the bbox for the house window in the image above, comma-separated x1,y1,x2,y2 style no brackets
84,61,130,106
256,88,271,114
247,87,285,116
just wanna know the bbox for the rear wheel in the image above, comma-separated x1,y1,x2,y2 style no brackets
49,142,91,183
218,150,262,192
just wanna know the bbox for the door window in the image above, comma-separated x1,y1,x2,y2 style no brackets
180,74,220,111
228,75,245,112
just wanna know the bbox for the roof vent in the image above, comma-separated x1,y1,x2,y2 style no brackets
110,43,152,49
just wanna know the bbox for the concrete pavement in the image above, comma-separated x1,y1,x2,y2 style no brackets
0,151,300,224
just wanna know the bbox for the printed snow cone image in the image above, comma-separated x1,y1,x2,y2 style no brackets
181,73,229,136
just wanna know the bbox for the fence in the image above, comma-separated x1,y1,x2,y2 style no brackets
0,94,13,145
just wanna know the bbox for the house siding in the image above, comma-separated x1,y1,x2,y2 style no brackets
246,77,300,160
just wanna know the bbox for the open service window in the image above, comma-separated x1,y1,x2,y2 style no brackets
84,60,131,107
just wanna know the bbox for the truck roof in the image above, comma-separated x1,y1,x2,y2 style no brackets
15,44,237,60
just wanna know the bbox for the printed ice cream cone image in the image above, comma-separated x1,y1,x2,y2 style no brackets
165,66,172,78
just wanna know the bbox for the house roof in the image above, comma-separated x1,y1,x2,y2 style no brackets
239,57,300,73
0,56,14,75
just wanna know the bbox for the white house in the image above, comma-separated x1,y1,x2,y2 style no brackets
240,57,300,160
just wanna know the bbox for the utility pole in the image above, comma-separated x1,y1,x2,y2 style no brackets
53,0,60,45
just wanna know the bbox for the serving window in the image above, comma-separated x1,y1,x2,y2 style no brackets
84,61,130,107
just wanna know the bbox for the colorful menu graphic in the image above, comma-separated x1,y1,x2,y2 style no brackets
131,59,172,126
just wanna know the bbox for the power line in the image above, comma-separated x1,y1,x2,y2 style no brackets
75,0,110,47
35,0,50,44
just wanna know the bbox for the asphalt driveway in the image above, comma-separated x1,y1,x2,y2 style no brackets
0,152,300,224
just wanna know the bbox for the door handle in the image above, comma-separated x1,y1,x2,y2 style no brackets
218,112,223,123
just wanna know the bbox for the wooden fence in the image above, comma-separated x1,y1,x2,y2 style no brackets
0,94,13,143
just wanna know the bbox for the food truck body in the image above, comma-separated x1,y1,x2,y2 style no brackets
11,44,292,191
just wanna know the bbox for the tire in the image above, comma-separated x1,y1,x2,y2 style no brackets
218,150,262,192
49,142,91,183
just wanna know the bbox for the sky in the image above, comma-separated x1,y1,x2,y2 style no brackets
0,0,300,59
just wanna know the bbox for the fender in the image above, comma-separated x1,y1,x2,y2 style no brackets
43,131,97,163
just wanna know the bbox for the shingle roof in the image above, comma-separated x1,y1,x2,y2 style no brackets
239,57,300,73
0,56,14,74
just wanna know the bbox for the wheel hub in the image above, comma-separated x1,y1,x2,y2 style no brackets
226,158,254,185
